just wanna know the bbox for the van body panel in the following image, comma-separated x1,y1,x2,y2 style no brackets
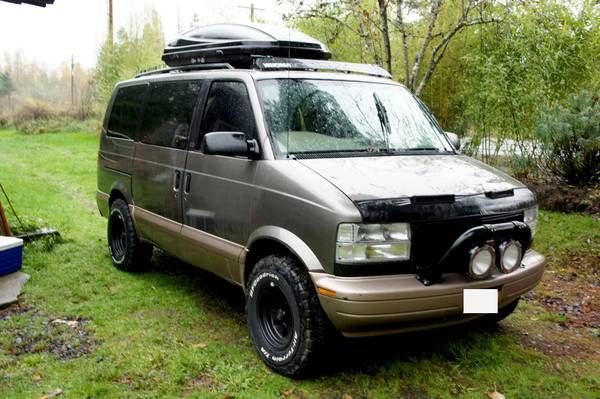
179,224,246,285
132,144,188,254
298,155,525,202
97,131,136,204
249,160,362,275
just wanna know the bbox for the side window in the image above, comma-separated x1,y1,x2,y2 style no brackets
139,80,202,149
107,84,147,139
201,81,256,141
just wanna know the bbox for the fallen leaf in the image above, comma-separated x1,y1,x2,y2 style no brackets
39,388,63,399
32,374,42,382
192,343,208,349
487,390,505,399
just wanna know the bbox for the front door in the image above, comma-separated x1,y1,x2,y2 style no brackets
132,79,203,254
180,80,259,281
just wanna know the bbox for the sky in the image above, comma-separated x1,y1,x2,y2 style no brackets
0,0,286,69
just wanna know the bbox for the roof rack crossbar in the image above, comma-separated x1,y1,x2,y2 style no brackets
136,63,234,78
253,57,392,79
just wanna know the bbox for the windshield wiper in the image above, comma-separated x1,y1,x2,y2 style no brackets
397,147,451,153
373,93,391,152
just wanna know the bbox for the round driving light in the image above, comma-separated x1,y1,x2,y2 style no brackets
499,240,522,273
468,245,495,279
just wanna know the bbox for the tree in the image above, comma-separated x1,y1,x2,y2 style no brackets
0,71,15,112
96,7,165,105
287,0,501,96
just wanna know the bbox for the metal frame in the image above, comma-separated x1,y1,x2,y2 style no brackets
135,57,392,80
135,63,234,79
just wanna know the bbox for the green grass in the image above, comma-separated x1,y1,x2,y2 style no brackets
0,129,598,398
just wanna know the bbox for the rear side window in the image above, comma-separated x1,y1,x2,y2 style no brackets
201,81,256,140
107,84,147,139
139,80,202,149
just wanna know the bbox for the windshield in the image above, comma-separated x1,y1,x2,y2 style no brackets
257,79,453,158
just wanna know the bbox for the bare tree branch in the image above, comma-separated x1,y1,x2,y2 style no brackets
408,0,442,90
396,0,411,86
415,16,500,96
377,0,393,73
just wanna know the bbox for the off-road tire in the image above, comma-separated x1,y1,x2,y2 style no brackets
495,297,520,322
107,198,152,272
246,254,331,377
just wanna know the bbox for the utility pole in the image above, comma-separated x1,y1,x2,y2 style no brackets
70,55,75,108
238,3,265,23
108,0,114,47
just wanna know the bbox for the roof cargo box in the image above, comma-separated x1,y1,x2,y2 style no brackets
162,23,331,68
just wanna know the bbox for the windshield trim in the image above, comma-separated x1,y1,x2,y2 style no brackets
256,77,456,160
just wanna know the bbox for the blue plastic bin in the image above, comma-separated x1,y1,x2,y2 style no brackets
0,236,23,277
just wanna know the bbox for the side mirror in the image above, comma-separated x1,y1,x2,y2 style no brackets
445,132,461,150
201,132,260,159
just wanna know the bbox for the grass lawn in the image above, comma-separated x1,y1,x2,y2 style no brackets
0,129,598,399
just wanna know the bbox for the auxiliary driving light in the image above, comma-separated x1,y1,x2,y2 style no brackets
498,240,522,273
468,245,495,279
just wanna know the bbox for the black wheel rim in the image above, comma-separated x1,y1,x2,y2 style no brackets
256,282,294,351
109,210,127,261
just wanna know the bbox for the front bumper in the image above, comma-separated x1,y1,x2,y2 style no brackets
311,250,545,337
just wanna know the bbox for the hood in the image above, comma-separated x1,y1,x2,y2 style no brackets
298,155,524,201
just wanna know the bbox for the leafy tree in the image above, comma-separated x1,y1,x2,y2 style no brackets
0,71,15,113
96,8,165,105
287,0,501,96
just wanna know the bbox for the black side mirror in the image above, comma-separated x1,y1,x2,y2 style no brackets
445,132,461,150
201,132,260,159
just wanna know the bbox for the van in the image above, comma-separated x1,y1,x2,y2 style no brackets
97,24,545,376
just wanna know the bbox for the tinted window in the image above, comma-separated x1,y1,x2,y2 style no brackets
202,81,256,140
139,80,202,149
107,84,147,139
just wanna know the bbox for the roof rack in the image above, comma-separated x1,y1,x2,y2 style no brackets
254,57,392,79
135,63,234,78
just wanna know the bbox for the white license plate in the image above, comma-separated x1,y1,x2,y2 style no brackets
463,289,498,314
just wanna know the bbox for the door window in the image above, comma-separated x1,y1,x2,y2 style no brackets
139,80,202,149
201,81,256,143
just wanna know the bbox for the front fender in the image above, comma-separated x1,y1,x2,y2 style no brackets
242,225,325,283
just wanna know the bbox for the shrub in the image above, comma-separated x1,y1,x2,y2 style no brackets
11,98,101,134
535,91,600,185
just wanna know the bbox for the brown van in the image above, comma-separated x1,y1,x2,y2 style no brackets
97,24,545,376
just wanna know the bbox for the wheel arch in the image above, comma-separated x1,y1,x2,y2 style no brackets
108,181,133,207
242,226,325,288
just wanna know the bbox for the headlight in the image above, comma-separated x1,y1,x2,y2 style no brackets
336,223,411,263
524,206,538,237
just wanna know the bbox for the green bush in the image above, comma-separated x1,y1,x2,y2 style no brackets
535,90,600,185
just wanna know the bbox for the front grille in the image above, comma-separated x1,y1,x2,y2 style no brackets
411,212,523,273
333,212,523,277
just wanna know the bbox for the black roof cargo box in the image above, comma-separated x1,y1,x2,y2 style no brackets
162,23,331,68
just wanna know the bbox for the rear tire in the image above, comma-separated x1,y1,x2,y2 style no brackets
107,198,152,272
246,254,331,377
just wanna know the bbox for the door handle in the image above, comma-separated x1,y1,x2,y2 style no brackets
183,173,191,195
173,170,181,192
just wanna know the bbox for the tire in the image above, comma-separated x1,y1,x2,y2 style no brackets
107,198,152,272
246,254,331,377
495,297,520,322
